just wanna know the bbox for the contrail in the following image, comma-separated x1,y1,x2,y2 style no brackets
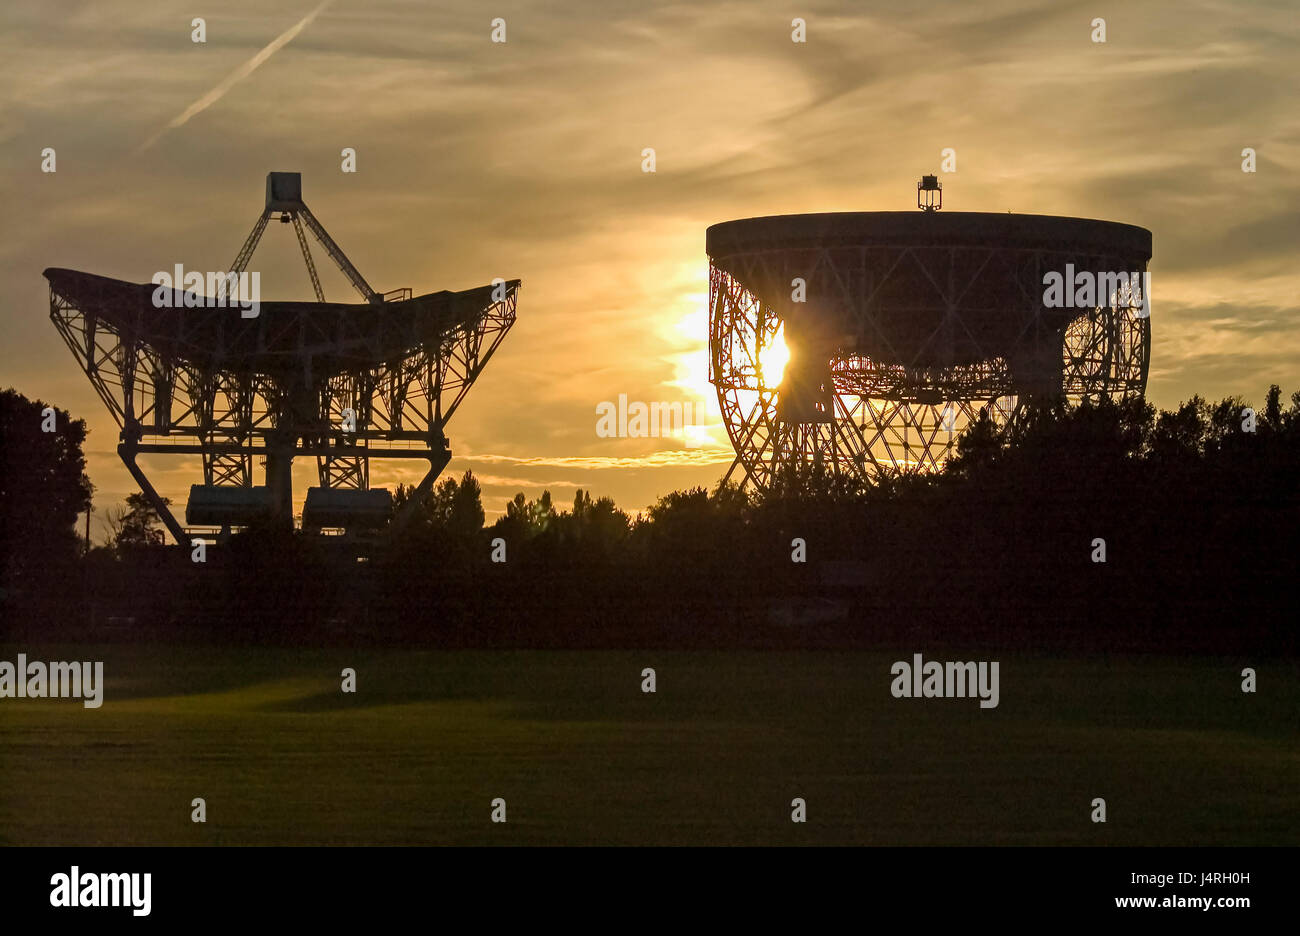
137,0,333,153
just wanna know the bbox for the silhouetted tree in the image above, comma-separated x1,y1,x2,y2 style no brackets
393,471,485,538
6,380,1297,653
489,489,556,545
0,388,94,589
560,489,631,553
106,492,170,549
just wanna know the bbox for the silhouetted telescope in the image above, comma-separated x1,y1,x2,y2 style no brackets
47,172,519,543
707,184,1151,486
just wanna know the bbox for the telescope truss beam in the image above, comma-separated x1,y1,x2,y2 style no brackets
48,278,518,538
709,240,1149,489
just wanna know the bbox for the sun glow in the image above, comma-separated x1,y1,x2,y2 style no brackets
759,328,790,388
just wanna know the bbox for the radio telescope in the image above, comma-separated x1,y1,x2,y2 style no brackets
47,172,518,541
707,185,1151,488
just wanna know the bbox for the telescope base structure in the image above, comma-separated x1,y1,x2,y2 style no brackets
48,268,516,543
706,212,1151,489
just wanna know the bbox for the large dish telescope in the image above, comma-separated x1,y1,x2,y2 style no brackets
48,172,518,542
707,197,1151,487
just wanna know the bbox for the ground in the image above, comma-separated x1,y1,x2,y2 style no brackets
1,645,1294,845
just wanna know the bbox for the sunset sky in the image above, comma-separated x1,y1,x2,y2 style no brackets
2,0,1297,534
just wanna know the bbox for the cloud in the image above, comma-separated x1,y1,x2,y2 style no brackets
460,449,736,471
3,0,1298,520
136,0,333,153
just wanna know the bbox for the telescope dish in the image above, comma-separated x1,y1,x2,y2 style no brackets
707,210,1151,487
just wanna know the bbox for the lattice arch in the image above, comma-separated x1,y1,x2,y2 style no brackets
707,212,1151,488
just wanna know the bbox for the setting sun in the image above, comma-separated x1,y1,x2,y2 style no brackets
759,328,790,388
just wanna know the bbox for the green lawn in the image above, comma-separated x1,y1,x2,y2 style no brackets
1,645,1294,845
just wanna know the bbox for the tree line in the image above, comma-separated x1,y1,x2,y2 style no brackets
2,385,1297,652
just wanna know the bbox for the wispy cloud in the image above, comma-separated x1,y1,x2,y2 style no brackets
5,0,1298,519
461,449,736,470
136,0,333,153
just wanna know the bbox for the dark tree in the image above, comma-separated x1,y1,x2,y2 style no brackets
0,388,94,589
393,470,486,537
107,491,171,549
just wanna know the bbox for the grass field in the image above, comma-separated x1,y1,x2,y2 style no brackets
1,644,1295,845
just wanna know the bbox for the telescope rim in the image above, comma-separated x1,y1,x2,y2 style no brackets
43,267,520,374
706,211,1151,260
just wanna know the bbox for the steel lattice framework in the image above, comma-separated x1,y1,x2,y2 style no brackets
707,211,1151,488
47,173,518,541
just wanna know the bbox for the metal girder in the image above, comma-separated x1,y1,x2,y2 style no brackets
232,174,377,303
45,169,520,539
291,213,326,302
708,240,1149,490
295,204,379,303
118,440,187,546
230,210,271,276
47,274,519,538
